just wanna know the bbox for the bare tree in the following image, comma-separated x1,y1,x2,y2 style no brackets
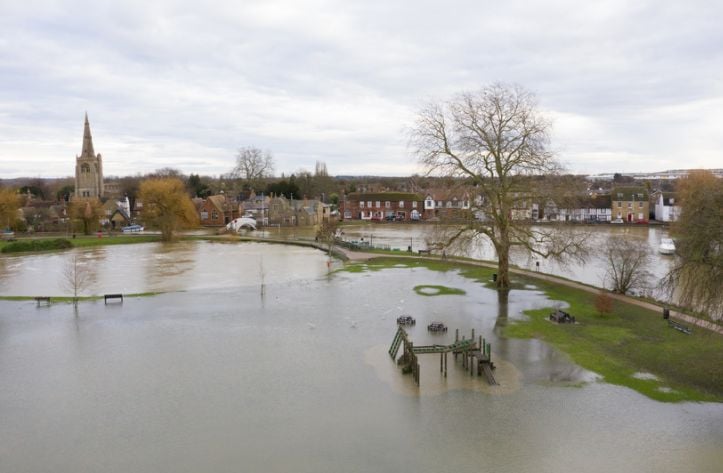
604,236,651,295
230,147,275,187
410,83,588,290
62,255,92,306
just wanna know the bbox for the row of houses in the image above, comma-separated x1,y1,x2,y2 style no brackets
195,192,331,227
339,188,681,224
12,185,680,233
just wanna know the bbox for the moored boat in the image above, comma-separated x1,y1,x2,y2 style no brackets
659,238,675,255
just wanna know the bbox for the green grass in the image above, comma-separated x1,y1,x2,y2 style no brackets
413,285,466,296
0,234,162,254
1,238,73,253
341,256,723,402
70,234,161,247
504,278,723,402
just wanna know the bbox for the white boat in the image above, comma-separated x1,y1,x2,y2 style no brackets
659,238,675,255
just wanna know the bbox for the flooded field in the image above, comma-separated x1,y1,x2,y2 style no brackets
1,241,721,472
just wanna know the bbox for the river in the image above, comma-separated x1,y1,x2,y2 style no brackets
0,241,721,472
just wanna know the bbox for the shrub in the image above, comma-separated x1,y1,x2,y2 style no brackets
1,238,72,253
594,290,614,317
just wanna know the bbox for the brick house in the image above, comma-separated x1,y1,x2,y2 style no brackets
611,187,649,223
198,194,240,226
423,190,472,221
341,192,424,221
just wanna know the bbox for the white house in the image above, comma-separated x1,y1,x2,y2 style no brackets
654,192,681,222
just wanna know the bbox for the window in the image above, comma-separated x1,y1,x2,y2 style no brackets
627,202,632,208
617,193,623,199
81,164,90,173
201,211,208,220
399,201,405,208
375,201,380,208
412,201,417,208
638,201,643,208
385,201,390,208
211,210,218,220
359,201,365,208
617,202,622,208
367,201,372,208
637,193,644,199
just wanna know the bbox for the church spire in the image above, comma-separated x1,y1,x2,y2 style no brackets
81,112,95,158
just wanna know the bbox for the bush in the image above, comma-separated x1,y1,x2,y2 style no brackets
1,238,73,253
594,290,614,317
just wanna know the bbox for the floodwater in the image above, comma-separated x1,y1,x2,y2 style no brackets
340,224,675,297
1,241,722,473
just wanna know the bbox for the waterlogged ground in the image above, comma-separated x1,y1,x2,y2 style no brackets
1,241,721,473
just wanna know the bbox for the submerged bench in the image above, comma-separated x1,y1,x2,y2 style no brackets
35,296,51,307
668,319,691,335
104,293,123,304
417,249,431,255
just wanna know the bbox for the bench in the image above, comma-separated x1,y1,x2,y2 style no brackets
104,293,124,304
417,249,431,255
668,319,691,335
35,296,51,307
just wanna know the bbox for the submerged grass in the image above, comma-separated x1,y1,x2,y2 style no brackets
413,285,466,296
341,256,723,402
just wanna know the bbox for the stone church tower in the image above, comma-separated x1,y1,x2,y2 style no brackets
74,113,104,198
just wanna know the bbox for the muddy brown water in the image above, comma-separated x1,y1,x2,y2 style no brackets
1,241,721,472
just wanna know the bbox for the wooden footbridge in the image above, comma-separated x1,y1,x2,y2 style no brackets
389,326,497,386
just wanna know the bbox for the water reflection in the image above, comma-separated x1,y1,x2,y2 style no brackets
0,241,330,297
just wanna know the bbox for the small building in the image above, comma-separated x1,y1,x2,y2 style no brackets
654,192,681,222
611,187,649,223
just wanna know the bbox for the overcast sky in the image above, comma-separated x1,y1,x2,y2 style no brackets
1,0,721,179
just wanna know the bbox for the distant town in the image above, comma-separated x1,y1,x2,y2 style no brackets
1,114,720,234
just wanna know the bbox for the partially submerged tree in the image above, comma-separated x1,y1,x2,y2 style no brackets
138,178,199,241
62,254,92,307
316,219,339,257
662,170,723,320
604,236,651,295
410,83,588,290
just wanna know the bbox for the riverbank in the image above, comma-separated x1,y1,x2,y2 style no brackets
339,256,723,402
